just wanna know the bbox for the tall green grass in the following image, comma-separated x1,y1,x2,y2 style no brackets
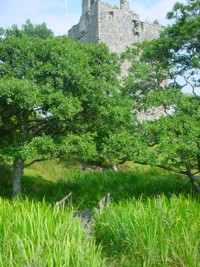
94,195,200,267
57,170,195,209
1,195,199,267
1,163,200,266
2,166,196,208
0,198,105,267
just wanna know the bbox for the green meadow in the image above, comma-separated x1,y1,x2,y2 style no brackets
1,162,200,266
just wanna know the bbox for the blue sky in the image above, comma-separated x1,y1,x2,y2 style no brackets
0,0,187,36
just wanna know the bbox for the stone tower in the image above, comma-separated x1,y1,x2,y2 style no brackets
68,0,163,53
120,0,129,10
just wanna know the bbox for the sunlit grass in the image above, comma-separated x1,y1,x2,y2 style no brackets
0,197,105,267
1,162,200,266
25,160,65,181
1,195,199,266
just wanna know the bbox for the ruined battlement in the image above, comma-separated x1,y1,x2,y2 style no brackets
68,0,163,53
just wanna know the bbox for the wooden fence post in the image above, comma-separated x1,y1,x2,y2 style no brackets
55,192,73,212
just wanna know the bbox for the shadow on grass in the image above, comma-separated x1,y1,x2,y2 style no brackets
57,171,199,209
0,169,199,208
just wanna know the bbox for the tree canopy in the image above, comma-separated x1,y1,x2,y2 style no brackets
123,0,200,191
0,21,133,195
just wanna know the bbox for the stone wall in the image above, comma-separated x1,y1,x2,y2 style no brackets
68,0,99,44
99,2,138,52
68,1,164,121
68,0,163,53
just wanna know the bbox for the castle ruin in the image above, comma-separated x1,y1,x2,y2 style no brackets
68,0,163,53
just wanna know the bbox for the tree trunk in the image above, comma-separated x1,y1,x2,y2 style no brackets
13,159,24,197
109,158,118,172
188,172,200,193
12,113,27,197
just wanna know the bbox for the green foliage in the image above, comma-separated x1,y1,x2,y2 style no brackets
0,21,134,195
122,0,200,189
132,92,200,179
166,0,200,72
144,0,200,86
2,19,54,39
122,42,169,103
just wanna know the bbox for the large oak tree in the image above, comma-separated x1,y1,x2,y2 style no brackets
0,21,133,196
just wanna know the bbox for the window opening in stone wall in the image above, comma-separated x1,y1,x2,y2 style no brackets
132,20,140,36
109,11,114,19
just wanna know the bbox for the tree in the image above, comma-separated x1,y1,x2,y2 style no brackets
0,32,83,196
123,0,200,191
136,92,200,192
4,19,53,37
0,22,134,195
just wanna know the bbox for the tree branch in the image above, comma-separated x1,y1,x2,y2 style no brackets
24,158,46,168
